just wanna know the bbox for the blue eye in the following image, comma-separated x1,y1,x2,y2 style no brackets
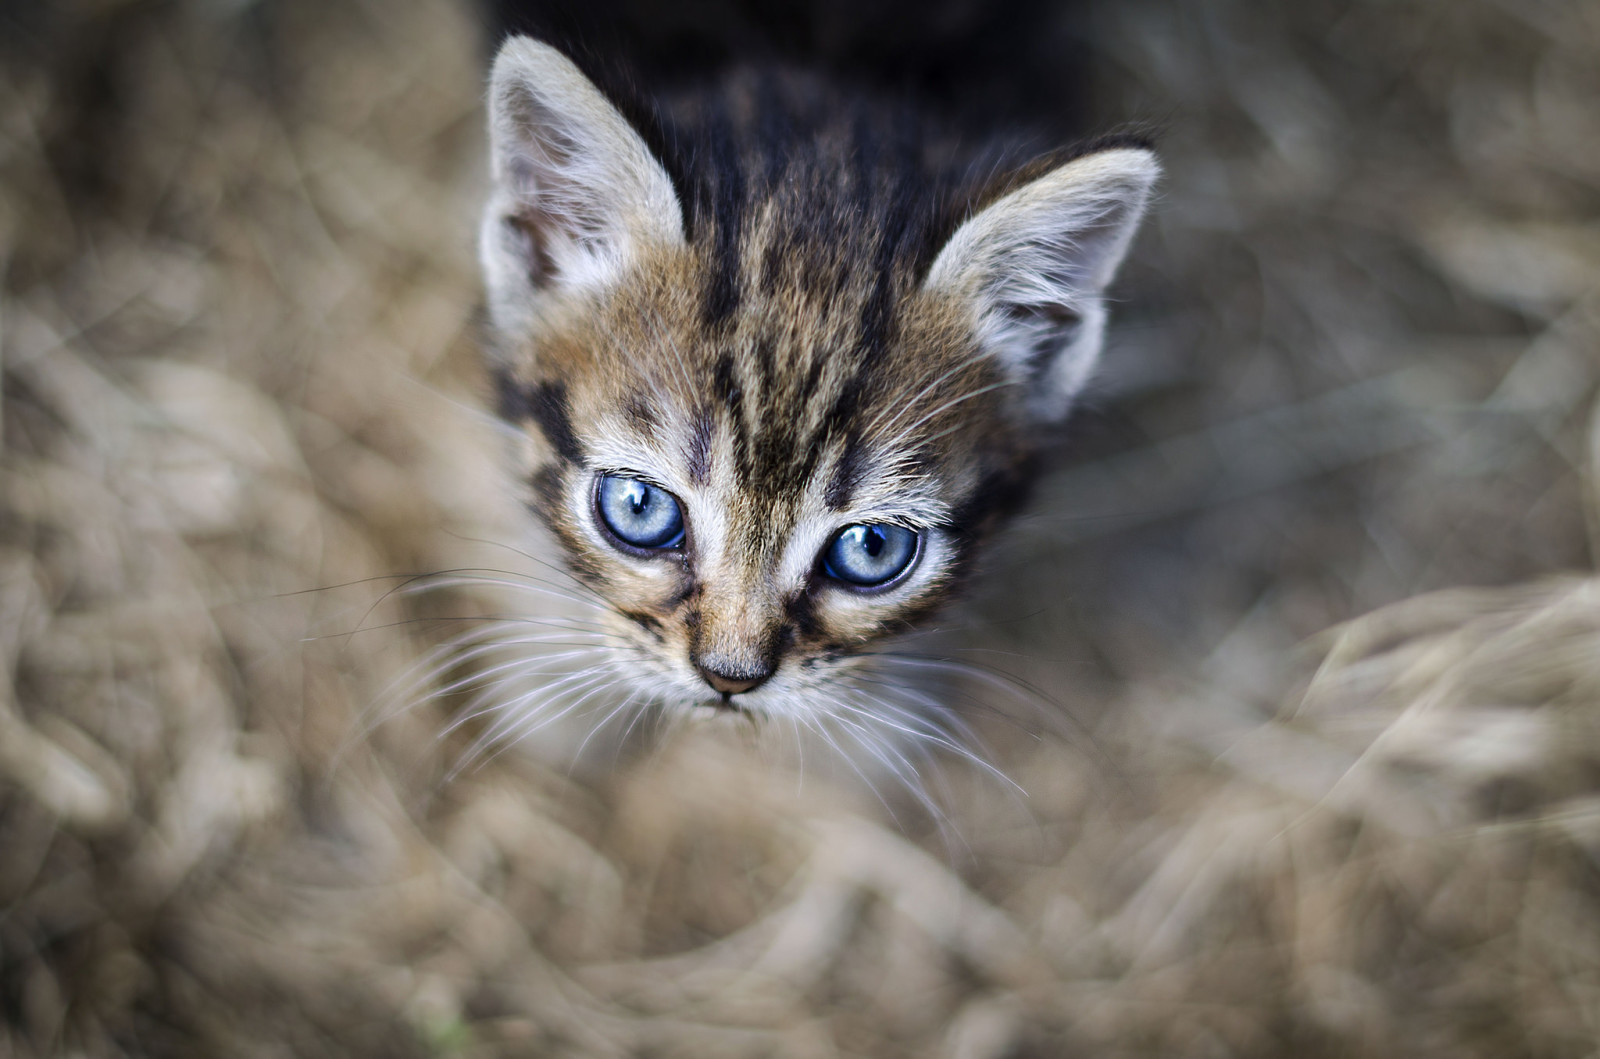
596,474,685,550
823,524,919,588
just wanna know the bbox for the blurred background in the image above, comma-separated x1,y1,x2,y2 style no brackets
2,0,1599,1055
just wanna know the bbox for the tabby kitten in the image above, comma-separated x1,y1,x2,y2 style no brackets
472,36,1155,761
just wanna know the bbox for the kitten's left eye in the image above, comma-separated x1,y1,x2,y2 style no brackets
823,524,920,588
596,474,685,550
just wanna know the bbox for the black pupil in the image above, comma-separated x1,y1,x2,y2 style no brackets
861,528,885,557
629,488,650,516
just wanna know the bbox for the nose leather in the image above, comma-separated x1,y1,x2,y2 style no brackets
694,658,773,696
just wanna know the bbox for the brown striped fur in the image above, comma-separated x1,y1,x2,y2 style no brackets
478,38,1156,730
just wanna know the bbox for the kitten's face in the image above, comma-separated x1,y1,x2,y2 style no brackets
494,240,1026,715
478,39,1156,723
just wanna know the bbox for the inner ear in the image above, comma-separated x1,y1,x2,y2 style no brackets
999,302,1084,381
925,146,1159,422
502,213,555,288
479,37,685,333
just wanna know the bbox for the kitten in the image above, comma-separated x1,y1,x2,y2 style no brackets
470,34,1156,763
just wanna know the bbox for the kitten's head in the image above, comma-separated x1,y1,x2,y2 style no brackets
477,38,1156,723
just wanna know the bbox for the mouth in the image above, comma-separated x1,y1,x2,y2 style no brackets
686,691,750,718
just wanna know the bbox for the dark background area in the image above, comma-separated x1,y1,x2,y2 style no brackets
487,0,1099,138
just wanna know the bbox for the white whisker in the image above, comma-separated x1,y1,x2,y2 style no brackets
862,347,1005,439
450,664,630,778
876,380,1014,454
447,660,613,737
799,711,905,830
571,691,645,762
838,685,1024,798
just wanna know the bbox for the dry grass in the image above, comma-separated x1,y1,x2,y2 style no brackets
3,0,1599,1055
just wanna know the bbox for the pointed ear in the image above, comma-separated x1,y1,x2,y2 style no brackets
479,37,685,331
924,147,1158,422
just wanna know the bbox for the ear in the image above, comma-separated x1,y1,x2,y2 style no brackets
924,147,1159,422
480,37,685,332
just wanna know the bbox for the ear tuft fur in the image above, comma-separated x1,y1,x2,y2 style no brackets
925,147,1159,422
480,37,684,335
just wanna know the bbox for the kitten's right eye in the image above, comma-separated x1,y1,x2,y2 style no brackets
822,524,920,588
595,474,685,551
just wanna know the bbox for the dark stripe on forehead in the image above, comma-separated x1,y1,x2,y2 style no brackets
799,356,827,407
814,370,866,449
529,381,584,464
624,393,658,431
712,351,743,417
751,334,777,390
704,340,874,494
686,411,713,485
824,438,863,511
751,421,820,493
696,98,745,327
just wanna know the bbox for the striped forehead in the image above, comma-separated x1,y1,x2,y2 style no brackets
580,385,952,592
584,367,955,521
520,222,1008,524
587,264,986,463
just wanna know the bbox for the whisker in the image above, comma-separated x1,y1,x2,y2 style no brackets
445,659,614,736
799,711,906,831
838,694,973,854
863,347,1006,439
841,657,1029,739
864,653,1058,721
838,686,1025,798
787,712,806,795
315,565,602,650
301,614,619,644
409,572,610,612
483,671,619,749
877,380,1015,453
863,650,1123,786
847,673,986,750
570,691,646,763
450,665,628,778
825,705,947,833
432,645,620,706
436,532,615,606
612,692,662,759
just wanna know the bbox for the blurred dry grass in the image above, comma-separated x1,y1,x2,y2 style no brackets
3,0,1599,1055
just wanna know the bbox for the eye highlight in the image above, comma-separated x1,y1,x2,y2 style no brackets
595,474,685,550
822,524,920,588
